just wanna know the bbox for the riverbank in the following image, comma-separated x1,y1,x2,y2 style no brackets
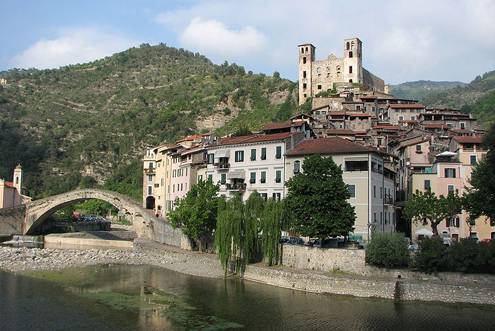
1,239,495,305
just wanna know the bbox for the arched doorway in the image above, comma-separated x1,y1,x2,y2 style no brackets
146,196,155,210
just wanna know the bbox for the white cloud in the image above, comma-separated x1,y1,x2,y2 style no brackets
11,27,136,69
179,17,266,57
154,0,495,83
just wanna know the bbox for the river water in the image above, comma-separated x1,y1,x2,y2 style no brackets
1,265,495,331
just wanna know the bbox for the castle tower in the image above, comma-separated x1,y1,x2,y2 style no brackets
298,43,315,105
343,38,363,86
13,164,22,193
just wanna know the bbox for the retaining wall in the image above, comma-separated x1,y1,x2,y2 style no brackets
0,206,25,235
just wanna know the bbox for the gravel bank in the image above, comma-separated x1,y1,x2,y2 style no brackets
0,238,224,278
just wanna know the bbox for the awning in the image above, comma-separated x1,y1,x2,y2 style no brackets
227,170,245,180
214,149,230,159
415,228,433,237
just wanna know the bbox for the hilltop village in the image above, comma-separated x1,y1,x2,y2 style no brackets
143,37,489,243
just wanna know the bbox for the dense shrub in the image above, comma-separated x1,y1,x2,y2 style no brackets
365,233,410,268
413,237,448,273
415,238,495,274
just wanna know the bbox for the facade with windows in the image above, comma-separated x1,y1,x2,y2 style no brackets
205,132,305,201
285,137,396,241
410,142,493,242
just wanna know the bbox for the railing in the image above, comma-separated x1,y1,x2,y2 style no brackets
384,194,394,205
215,162,230,169
226,183,246,191
144,168,155,174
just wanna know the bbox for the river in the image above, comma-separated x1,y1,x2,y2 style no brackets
1,264,494,330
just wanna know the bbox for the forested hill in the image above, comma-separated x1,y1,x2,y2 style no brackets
0,43,298,199
389,80,467,101
421,70,495,125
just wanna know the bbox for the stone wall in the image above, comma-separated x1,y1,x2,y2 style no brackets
282,244,368,274
245,264,495,305
0,205,25,234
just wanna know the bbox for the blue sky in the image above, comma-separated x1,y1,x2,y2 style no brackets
1,0,494,84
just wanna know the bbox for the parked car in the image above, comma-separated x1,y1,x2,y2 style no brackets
287,236,304,245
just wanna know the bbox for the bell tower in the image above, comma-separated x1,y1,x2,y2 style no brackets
343,37,363,86
298,43,315,105
13,164,22,193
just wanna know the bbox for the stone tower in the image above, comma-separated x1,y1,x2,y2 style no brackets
13,164,22,193
343,37,363,85
298,43,315,105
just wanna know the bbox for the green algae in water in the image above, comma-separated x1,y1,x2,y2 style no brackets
24,266,243,330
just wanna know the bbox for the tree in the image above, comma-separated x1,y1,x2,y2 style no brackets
261,199,284,266
404,190,462,236
464,126,495,223
285,155,355,240
215,194,257,275
245,191,265,232
169,180,219,247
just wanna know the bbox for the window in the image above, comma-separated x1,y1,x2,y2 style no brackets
349,79,353,83
398,115,404,121
424,180,431,191
444,168,456,178
303,70,307,78
349,66,353,74
373,213,377,223
345,160,368,171
250,172,256,184
208,174,213,181
349,51,353,58
470,155,477,165
447,185,455,194
251,148,256,161
261,193,268,201
294,160,301,174
380,212,383,224
207,153,214,164
303,83,307,89
460,122,465,129
235,150,244,162
148,186,152,195
373,185,376,198
148,175,153,182
148,162,153,169
447,216,460,228
303,57,307,64
416,144,422,152
180,183,183,191
261,148,267,160
276,146,282,159
317,84,322,90
275,170,282,183
273,193,281,201
161,178,164,186
221,174,226,185
260,171,266,183
380,187,383,199
348,185,356,198
346,42,350,50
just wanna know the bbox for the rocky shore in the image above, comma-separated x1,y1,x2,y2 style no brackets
0,238,224,278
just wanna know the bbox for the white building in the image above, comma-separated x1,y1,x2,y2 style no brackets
205,132,305,201
285,137,396,241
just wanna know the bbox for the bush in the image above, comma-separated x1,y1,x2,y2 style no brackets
447,239,488,273
414,237,448,273
365,233,409,268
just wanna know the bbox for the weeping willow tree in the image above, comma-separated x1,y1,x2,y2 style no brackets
261,199,284,266
215,194,258,276
245,191,265,232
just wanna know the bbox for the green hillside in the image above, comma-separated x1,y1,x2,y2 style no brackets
421,71,495,126
0,43,297,199
389,80,466,100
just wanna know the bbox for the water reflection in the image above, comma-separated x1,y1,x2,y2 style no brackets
1,265,495,331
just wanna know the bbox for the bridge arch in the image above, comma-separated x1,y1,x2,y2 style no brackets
20,189,190,250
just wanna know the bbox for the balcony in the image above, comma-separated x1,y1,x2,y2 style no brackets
215,162,230,170
144,167,155,174
384,194,394,205
226,183,246,192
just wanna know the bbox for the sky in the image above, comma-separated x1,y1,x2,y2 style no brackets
1,0,494,84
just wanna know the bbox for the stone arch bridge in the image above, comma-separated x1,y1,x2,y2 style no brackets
0,189,190,249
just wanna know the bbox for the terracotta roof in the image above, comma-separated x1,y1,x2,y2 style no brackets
263,121,292,131
176,134,203,143
325,129,356,135
216,132,295,146
348,113,372,117
4,181,14,188
287,138,374,156
423,123,449,129
373,125,400,130
388,103,425,109
453,135,484,144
